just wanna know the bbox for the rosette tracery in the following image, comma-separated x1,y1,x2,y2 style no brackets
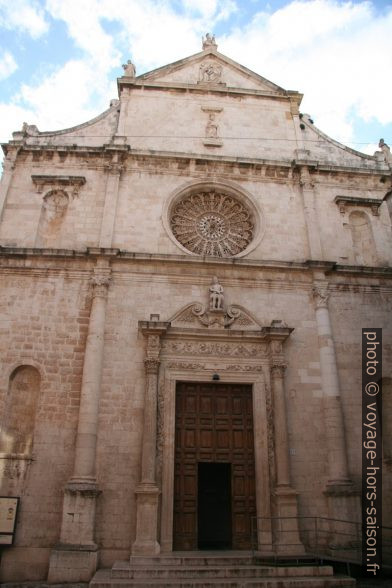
170,190,254,257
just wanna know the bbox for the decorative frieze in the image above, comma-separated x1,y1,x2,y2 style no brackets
162,340,264,358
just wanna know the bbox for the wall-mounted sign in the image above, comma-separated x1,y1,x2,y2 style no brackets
0,497,19,545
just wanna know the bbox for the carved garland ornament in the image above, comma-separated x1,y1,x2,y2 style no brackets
170,190,254,257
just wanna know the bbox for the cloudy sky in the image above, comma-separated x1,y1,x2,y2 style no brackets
0,0,391,159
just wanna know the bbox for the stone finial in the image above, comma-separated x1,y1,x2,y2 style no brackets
209,276,224,311
122,59,136,78
202,33,217,50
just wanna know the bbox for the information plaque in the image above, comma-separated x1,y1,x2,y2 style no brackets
0,497,19,545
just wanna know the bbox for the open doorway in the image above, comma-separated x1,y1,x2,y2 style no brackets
198,462,232,549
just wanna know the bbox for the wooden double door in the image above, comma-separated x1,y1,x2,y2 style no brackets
173,382,256,550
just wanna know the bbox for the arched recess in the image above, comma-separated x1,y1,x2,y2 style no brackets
0,365,41,454
348,210,378,265
35,189,69,247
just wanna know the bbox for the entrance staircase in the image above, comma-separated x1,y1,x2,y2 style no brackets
89,552,356,587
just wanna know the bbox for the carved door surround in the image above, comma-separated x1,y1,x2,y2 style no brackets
135,301,304,556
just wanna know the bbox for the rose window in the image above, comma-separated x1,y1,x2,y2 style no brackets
170,190,254,257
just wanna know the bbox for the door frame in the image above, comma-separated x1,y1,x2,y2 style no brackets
159,360,271,553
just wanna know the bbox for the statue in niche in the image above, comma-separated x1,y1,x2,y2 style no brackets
35,190,69,247
209,276,224,311
206,113,219,138
199,62,222,83
122,60,136,78
202,33,217,50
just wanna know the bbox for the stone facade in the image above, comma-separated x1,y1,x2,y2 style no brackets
0,39,391,582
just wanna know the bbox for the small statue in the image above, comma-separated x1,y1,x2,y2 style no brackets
202,33,217,50
21,122,39,136
209,276,224,311
378,138,392,163
122,60,136,78
206,113,218,138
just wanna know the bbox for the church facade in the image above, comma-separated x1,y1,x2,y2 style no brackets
0,37,391,582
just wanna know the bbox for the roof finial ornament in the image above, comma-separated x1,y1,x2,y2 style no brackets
202,33,217,51
378,138,392,162
122,59,136,78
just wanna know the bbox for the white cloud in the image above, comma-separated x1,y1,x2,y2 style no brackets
182,0,237,20
0,51,17,80
1,0,391,151
0,0,49,38
15,59,116,131
220,0,392,145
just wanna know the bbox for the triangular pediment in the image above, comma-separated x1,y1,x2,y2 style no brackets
133,49,287,94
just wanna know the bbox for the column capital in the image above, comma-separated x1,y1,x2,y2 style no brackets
299,165,314,189
312,281,329,309
144,358,160,374
104,162,125,175
270,364,287,378
91,273,111,298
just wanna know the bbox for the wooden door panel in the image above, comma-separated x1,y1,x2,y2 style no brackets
173,382,256,550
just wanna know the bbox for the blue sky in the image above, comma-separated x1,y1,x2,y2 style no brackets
1,0,392,158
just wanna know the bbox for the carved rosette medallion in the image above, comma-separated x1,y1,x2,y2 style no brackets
170,190,254,257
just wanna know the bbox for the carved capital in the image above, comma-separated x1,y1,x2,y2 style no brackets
312,283,329,308
105,162,125,175
270,364,287,379
299,166,314,190
144,358,160,374
91,274,111,298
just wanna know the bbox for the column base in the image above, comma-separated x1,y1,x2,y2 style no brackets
58,480,101,546
324,481,360,528
132,483,160,556
273,486,305,555
47,544,98,583
323,482,361,556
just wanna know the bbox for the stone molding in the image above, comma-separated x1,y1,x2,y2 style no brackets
335,195,382,216
32,174,86,197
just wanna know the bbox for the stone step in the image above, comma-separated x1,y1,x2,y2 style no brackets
112,562,335,579
90,568,356,588
129,553,255,566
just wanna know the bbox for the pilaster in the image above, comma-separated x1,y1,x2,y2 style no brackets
99,155,124,248
132,320,169,556
0,147,18,224
269,337,304,555
299,166,323,259
312,280,360,521
48,263,110,582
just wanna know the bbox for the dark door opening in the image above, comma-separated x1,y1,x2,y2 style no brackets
198,462,232,549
